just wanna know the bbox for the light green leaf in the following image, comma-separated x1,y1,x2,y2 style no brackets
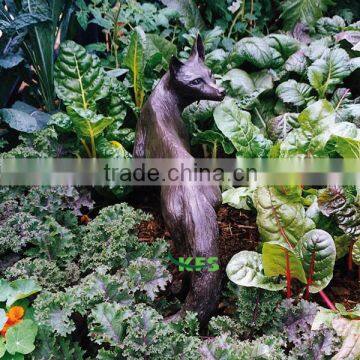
262,241,307,283
6,279,41,308
5,319,38,355
145,34,177,68
124,30,145,108
308,48,351,98
0,309,7,332
253,186,315,246
334,235,352,260
214,99,272,158
276,80,314,107
55,41,109,108
332,318,360,360
353,239,360,266
280,0,334,30
67,106,115,139
0,338,5,358
0,280,12,302
296,229,336,292
89,303,132,347
226,251,286,291
331,136,360,158
222,187,253,211
265,34,301,59
231,37,275,69
96,137,131,159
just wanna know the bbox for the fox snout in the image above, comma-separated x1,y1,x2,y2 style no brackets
208,84,226,101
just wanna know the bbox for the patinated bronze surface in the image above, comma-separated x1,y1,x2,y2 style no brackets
134,35,225,323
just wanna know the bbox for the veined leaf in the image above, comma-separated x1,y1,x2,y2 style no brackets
331,136,360,158
308,48,351,98
285,49,308,75
280,0,334,30
214,99,272,158
67,106,114,139
265,34,301,60
96,138,131,159
267,113,299,142
226,251,286,291
353,239,360,265
55,41,109,109
276,80,314,107
222,187,254,211
223,69,273,99
296,229,336,293
253,186,315,246
318,186,360,238
89,303,132,347
5,319,38,355
124,30,145,108
262,241,307,283
231,37,275,69
4,279,41,307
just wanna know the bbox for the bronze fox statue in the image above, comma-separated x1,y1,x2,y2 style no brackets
133,35,225,323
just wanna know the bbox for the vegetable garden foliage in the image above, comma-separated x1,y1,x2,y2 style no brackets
0,0,360,358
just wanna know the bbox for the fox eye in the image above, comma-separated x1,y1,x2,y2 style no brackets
190,78,203,86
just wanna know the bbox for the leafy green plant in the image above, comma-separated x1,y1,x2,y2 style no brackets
0,279,41,359
0,0,72,111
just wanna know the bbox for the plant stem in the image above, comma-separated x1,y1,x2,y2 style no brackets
249,0,254,27
348,240,354,271
81,139,92,158
212,142,218,159
305,251,315,300
319,290,336,311
227,5,244,38
285,249,292,298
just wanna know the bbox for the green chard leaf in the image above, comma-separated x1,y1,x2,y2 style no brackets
55,41,109,108
276,80,314,107
253,186,315,247
214,99,272,158
226,251,286,291
353,239,360,265
308,48,351,98
296,229,336,292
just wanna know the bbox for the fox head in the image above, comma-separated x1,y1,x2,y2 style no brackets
169,35,225,103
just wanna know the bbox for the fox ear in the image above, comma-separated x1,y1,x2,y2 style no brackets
170,56,184,78
190,34,205,61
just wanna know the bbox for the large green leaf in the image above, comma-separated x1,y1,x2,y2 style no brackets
89,303,132,347
276,80,314,107
160,0,204,30
331,136,360,158
55,40,109,109
0,338,5,358
308,48,351,98
145,34,177,69
67,106,114,139
253,186,315,246
223,69,273,99
5,279,42,308
231,37,276,69
262,241,307,283
265,34,301,60
5,319,38,355
296,229,336,292
280,0,334,30
123,30,145,108
226,251,286,291
214,99,272,158
222,187,254,211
